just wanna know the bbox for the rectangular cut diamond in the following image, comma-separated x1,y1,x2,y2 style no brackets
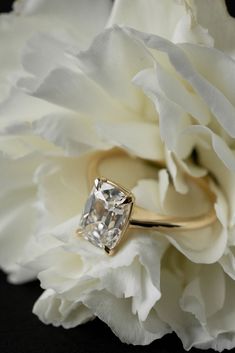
80,178,133,251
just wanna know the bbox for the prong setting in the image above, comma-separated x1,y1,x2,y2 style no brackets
79,178,133,254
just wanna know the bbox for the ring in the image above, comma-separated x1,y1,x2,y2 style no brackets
76,148,217,255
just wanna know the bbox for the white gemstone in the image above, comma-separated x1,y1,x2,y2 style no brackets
80,178,133,250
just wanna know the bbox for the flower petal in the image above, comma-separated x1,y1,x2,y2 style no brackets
96,121,164,160
77,26,154,112
32,113,109,155
0,153,40,282
182,125,235,172
108,0,186,40
33,288,94,328
20,66,138,122
189,0,235,57
14,0,113,49
83,290,167,345
129,28,235,138
180,264,226,323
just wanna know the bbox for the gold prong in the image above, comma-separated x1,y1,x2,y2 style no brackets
122,195,133,204
104,246,114,255
94,177,101,188
76,228,83,237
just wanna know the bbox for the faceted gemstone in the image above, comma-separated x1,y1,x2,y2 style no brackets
80,178,133,251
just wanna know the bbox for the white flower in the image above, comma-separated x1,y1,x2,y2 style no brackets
1,0,235,351
0,0,113,281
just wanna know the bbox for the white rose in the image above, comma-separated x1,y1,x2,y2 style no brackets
1,0,235,351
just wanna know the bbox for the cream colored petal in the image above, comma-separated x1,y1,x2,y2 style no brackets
165,150,207,195
131,177,226,264
107,0,186,40
172,13,214,46
188,0,235,57
156,269,212,350
129,28,235,138
33,155,91,231
83,290,167,345
0,153,40,281
165,150,189,194
220,246,235,281
96,121,164,160
133,67,194,158
180,264,226,324
132,179,163,213
15,0,113,50
77,26,154,113
1,0,111,103
0,89,62,126
198,274,235,351
0,15,43,103
87,232,168,322
134,65,211,125
32,208,168,322
183,126,235,172
198,143,235,227
180,43,235,107
32,113,109,155
21,33,78,79
33,289,94,328
20,66,138,122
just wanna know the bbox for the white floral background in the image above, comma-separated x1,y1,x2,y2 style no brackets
0,0,235,351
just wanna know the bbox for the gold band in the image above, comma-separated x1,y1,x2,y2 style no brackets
87,148,217,232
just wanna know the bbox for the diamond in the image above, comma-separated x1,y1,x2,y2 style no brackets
80,178,133,252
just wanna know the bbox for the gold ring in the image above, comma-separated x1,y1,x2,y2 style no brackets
76,148,217,255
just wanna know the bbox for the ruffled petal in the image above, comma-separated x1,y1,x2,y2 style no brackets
0,153,41,282
189,0,235,57
14,0,113,49
18,66,138,122
33,288,94,328
129,28,235,139
83,290,168,345
32,113,109,155
109,0,213,47
107,0,187,40
96,121,164,160
133,177,227,264
180,264,226,324
77,26,154,113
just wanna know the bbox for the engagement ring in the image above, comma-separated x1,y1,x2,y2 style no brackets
76,149,217,255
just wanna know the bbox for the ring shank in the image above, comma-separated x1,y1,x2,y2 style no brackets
130,205,216,230
88,148,217,231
